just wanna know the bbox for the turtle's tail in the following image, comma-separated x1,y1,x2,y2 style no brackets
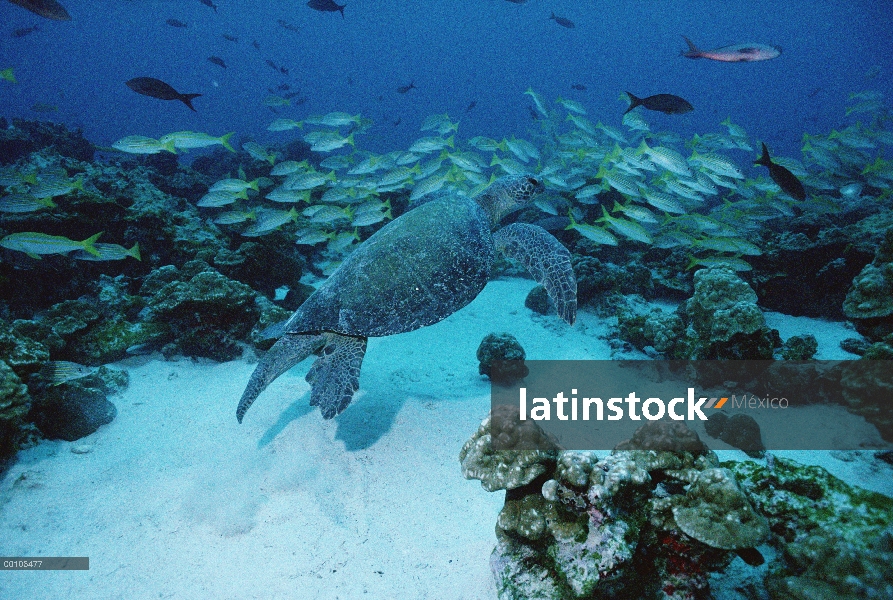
237,333,326,423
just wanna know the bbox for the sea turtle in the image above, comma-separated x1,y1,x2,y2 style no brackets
236,174,577,422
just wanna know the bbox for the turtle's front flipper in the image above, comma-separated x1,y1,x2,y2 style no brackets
306,332,367,419
237,333,326,423
494,223,577,325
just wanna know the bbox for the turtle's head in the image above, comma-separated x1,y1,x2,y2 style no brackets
475,174,544,228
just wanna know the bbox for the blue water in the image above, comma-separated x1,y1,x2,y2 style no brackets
3,0,892,160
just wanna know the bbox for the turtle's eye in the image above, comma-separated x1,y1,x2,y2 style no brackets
526,177,540,188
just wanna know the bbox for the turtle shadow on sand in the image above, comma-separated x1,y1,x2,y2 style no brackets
256,397,316,449
236,174,578,429
256,391,401,452
333,391,406,451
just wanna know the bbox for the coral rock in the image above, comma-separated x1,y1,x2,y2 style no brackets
28,380,116,442
459,409,558,492
476,332,528,384
0,359,31,459
671,468,769,550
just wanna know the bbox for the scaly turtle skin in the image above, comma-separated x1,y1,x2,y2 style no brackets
237,175,577,421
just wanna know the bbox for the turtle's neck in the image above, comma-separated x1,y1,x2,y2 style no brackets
474,193,517,230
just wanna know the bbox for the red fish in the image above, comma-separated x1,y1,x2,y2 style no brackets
682,36,781,62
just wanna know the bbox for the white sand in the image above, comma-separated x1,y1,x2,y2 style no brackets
1,277,890,599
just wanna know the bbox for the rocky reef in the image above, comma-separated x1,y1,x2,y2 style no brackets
0,121,308,461
461,415,893,599
616,266,781,360
843,227,893,340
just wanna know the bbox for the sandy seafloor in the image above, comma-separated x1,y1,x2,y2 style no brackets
1,277,891,599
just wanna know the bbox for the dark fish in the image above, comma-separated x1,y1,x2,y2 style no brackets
397,81,416,94
165,19,187,28
283,91,302,99
125,76,201,111
734,548,764,567
252,39,260,50
754,142,806,201
279,66,289,75
527,106,539,120
208,56,227,68
681,36,781,62
199,0,217,13
277,19,300,32
550,12,574,28
265,59,277,70
571,83,587,91
307,0,345,18
277,83,291,91
624,92,693,115
393,117,401,127
9,0,70,20
465,100,477,113
12,25,39,37
30,102,57,112
504,0,529,3
222,33,238,42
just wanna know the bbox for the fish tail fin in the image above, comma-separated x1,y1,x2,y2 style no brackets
681,35,701,58
623,91,642,115
180,93,202,111
128,242,141,261
339,4,345,18
82,232,103,257
565,208,577,229
685,255,700,271
220,131,235,152
754,142,772,167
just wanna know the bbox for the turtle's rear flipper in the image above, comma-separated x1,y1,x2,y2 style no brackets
494,223,578,325
237,333,326,423
306,332,367,419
